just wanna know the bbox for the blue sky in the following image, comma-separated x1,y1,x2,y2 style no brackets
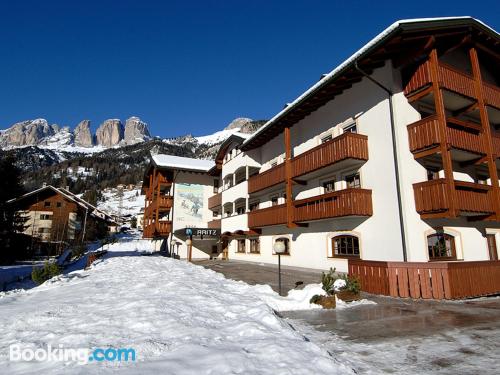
0,1,498,137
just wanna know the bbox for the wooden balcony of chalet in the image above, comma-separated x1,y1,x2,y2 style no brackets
413,179,495,218
207,219,221,229
145,195,173,217
153,173,172,191
143,221,173,238
208,192,222,210
407,115,485,158
248,133,368,194
248,189,372,228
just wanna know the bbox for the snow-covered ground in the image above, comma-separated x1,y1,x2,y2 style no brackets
98,188,145,217
0,238,355,374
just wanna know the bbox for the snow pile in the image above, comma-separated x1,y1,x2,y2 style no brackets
194,127,244,145
0,242,353,374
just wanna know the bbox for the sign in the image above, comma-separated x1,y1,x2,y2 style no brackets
185,228,220,239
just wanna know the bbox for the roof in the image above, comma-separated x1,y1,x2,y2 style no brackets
241,17,499,150
152,154,215,172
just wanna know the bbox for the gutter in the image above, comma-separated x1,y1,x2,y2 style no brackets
354,61,408,262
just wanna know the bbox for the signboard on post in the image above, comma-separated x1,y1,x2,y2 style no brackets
184,228,220,239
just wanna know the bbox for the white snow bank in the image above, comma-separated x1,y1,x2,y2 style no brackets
0,243,353,374
152,154,214,171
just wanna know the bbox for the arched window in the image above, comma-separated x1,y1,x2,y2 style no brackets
427,233,456,260
274,237,290,255
331,235,360,258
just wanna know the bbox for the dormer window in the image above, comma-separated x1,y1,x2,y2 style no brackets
343,122,357,133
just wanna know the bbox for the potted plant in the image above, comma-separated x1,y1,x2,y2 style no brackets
309,268,337,309
334,274,361,302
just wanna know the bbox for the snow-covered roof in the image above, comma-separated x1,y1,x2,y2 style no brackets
152,154,215,172
242,17,498,149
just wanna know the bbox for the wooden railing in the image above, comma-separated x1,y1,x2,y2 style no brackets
248,164,285,194
292,133,368,177
207,219,221,229
404,60,477,100
483,81,500,110
153,195,173,209
413,179,494,216
293,189,372,222
492,135,500,157
248,204,287,227
208,193,222,209
153,174,172,190
407,115,484,155
348,259,500,300
143,221,172,238
248,133,368,194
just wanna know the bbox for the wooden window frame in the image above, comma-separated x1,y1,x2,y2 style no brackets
330,235,360,258
486,234,498,261
236,239,246,253
427,233,457,261
44,201,51,207
345,173,361,189
249,238,260,254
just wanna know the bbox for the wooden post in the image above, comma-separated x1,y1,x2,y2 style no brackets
469,47,500,219
429,49,457,217
284,127,295,227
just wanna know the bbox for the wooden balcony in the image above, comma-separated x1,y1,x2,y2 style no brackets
153,174,172,190
483,81,500,110
293,189,373,222
207,219,221,229
248,164,285,194
492,135,500,157
248,204,287,228
153,194,173,210
208,193,222,210
413,179,494,217
407,115,485,156
404,61,476,100
144,221,172,238
292,133,368,178
248,133,368,194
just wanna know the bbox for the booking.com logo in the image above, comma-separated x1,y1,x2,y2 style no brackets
9,344,136,365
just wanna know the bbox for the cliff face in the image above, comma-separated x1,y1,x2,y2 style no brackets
124,117,150,145
0,119,57,148
95,119,124,147
74,120,93,147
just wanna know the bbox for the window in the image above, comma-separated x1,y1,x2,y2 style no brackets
274,237,290,255
249,201,260,212
236,206,245,215
475,176,488,185
237,239,246,253
38,228,50,234
346,173,361,189
212,211,219,217
271,195,279,206
39,214,51,220
322,179,336,193
343,122,357,133
427,168,439,181
332,235,360,257
427,233,456,260
321,134,333,143
249,238,260,254
56,202,62,208
44,201,51,207
213,179,219,193
486,234,498,261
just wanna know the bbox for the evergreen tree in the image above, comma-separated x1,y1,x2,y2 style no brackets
0,156,28,264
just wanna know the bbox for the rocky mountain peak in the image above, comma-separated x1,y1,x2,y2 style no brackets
124,117,150,145
95,119,124,147
224,117,253,130
74,120,93,148
0,119,56,148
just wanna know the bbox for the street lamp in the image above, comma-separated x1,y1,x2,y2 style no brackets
273,240,286,296
170,239,176,258
186,238,193,262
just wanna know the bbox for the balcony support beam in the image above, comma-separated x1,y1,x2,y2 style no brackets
469,47,500,219
284,126,298,228
429,49,457,217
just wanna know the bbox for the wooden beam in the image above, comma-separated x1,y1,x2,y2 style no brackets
413,146,441,160
284,127,298,228
407,86,433,103
452,102,478,117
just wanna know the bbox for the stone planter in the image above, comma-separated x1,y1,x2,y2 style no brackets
336,290,360,302
313,295,336,309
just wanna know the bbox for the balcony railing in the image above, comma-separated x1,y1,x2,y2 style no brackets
483,82,500,110
248,164,286,194
292,133,368,177
407,115,485,156
413,179,494,217
248,133,368,194
248,204,287,228
492,135,500,157
208,193,222,209
404,60,476,100
207,219,221,229
293,189,373,222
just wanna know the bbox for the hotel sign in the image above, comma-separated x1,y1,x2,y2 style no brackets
185,228,220,239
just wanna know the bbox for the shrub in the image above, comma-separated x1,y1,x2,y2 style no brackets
31,261,61,285
335,273,361,294
310,294,322,304
321,268,337,296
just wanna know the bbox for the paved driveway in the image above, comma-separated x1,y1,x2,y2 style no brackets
197,259,500,374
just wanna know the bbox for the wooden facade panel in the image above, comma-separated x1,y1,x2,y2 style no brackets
207,219,221,229
248,204,287,228
248,163,286,194
484,82,500,110
208,193,222,210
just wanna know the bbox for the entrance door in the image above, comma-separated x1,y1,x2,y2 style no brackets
486,234,498,261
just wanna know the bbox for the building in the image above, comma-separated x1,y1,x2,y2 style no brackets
204,17,500,299
9,185,116,255
141,154,219,259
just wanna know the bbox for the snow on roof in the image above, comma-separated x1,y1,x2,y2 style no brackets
243,17,497,147
152,154,215,172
